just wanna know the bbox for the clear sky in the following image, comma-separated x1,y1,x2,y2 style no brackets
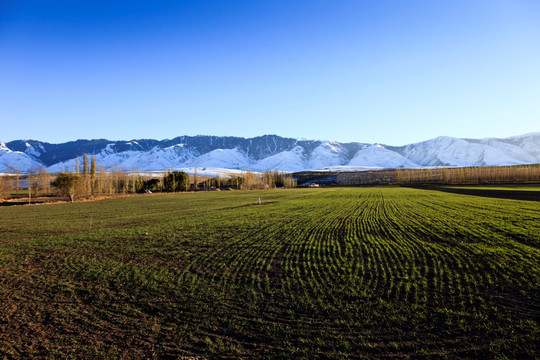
1,0,539,145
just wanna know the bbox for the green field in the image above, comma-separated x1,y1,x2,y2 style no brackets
0,187,538,359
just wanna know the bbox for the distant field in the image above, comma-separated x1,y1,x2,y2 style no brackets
425,184,540,202
442,184,540,190
0,187,538,358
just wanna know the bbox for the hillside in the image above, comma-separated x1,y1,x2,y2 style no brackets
1,133,539,173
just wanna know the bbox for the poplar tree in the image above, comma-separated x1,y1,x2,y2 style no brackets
194,166,198,191
90,156,97,194
83,153,89,175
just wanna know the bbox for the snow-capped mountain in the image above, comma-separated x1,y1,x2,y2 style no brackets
391,134,540,167
1,133,539,173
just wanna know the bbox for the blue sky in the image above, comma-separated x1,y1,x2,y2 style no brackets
1,0,539,145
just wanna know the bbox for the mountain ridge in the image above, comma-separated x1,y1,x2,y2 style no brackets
1,133,539,173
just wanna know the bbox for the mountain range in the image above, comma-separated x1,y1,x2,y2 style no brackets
1,133,539,174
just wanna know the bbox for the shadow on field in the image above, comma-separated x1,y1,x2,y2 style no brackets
416,186,540,202
0,199,58,206
0,201,36,206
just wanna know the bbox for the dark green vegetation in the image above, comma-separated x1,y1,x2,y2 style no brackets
162,171,191,192
50,173,80,202
0,187,538,359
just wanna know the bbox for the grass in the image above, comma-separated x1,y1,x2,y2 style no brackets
0,187,538,359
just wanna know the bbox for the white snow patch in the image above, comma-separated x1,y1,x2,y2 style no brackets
307,142,346,169
349,145,418,168
189,148,251,169
316,166,384,172
0,151,44,173
253,146,306,172
24,144,42,157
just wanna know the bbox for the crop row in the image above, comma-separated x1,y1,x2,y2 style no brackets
0,187,538,358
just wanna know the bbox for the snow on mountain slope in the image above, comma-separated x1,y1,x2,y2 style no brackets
307,141,347,169
47,160,75,173
402,137,471,166
48,144,198,172
118,150,176,171
505,132,540,161
3,132,540,173
478,146,527,166
400,136,527,167
23,142,46,157
478,138,537,164
176,167,249,177
349,145,418,168
103,150,167,171
253,146,306,171
47,150,143,173
122,145,196,171
189,148,251,169
0,144,44,173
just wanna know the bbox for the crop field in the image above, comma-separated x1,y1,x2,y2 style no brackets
0,187,538,359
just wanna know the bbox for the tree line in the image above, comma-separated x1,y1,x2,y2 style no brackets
395,164,540,185
0,167,53,202
201,170,297,190
0,154,297,202
336,164,540,186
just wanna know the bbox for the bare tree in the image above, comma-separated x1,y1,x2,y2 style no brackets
0,175,7,201
7,167,21,193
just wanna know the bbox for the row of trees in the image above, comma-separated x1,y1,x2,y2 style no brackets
0,168,53,202
202,170,297,190
0,154,293,202
337,170,396,186
1,153,297,202
50,169,296,201
335,164,540,186
395,164,540,185
49,169,192,202
4,161,540,201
